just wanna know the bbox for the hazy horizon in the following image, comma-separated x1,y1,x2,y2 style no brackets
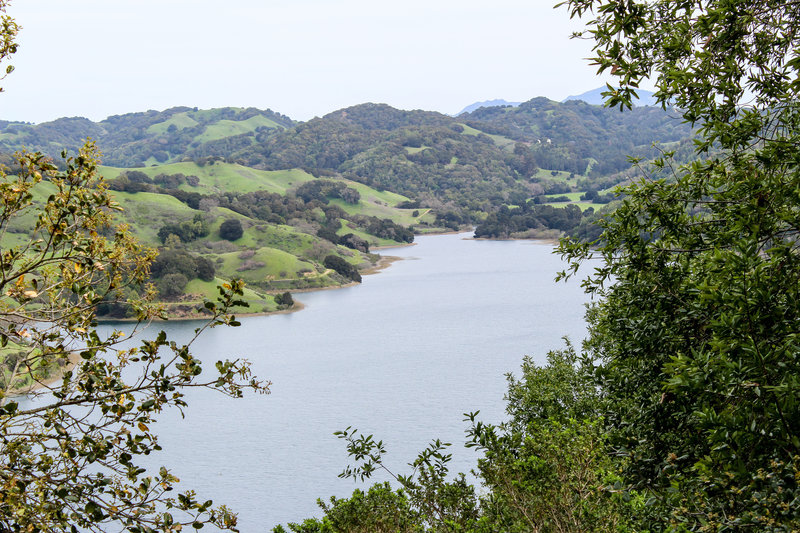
0,92,602,125
0,0,619,124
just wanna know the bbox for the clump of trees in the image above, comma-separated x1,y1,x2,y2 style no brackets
294,179,361,205
107,171,202,196
337,233,370,253
579,189,615,204
157,213,210,244
361,216,414,243
475,203,585,238
323,255,362,283
274,291,294,309
149,248,216,299
153,172,200,189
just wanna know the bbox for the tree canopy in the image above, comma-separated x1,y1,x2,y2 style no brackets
0,0,17,93
0,144,269,532
219,218,244,241
556,0,800,528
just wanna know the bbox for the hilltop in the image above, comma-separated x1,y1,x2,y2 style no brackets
454,99,521,116
0,106,294,167
563,86,658,106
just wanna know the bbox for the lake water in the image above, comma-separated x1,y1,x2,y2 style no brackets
99,232,593,531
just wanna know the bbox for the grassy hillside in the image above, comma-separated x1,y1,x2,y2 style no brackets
100,162,316,195
89,163,418,317
0,100,700,261
100,160,422,232
0,164,417,320
0,106,295,168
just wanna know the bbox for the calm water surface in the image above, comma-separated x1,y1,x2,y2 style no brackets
100,233,593,531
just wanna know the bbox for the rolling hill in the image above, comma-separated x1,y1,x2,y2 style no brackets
0,96,697,315
0,106,294,167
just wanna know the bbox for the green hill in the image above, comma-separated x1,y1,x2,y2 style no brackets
0,99,699,296
0,106,294,167
227,100,693,230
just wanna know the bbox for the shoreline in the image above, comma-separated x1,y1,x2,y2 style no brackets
97,232,561,323
8,351,83,396
472,235,561,246
97,253,405,323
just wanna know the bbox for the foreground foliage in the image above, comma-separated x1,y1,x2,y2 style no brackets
557,0,800,529
0,144,269,531
275,347,631,533
281,0,800,530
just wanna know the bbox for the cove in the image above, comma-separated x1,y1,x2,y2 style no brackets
99,232,593,531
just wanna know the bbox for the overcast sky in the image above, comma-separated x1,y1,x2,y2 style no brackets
0,0,612,124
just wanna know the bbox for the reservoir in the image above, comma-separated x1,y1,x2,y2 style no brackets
100,232,593,531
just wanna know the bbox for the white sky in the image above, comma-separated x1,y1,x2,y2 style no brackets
0,0,611,124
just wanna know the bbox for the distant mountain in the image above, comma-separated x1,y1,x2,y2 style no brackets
459,96,690,173
563,87,658,106
454,99,521,116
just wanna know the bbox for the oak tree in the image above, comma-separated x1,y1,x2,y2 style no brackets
0,146,268,531
560,0,800,528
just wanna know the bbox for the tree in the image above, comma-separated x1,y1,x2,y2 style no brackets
0,0,18,93
0,144,269,531
150,248,215,285
219,218,243,241
559,0,800,528
276,347,629,533
274,291,294,310
466,345,630,533
156,272,189,299
323,255,361,283
195,255,216,282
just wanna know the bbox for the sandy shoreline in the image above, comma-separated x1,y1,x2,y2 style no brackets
8,351,83,396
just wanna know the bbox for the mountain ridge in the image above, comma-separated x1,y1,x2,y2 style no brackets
563,86,658,106
454,99,522,116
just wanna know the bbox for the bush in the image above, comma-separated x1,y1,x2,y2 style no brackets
339,233,370,253
194,256,216,282
236,260,265,272
219,218,243,241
